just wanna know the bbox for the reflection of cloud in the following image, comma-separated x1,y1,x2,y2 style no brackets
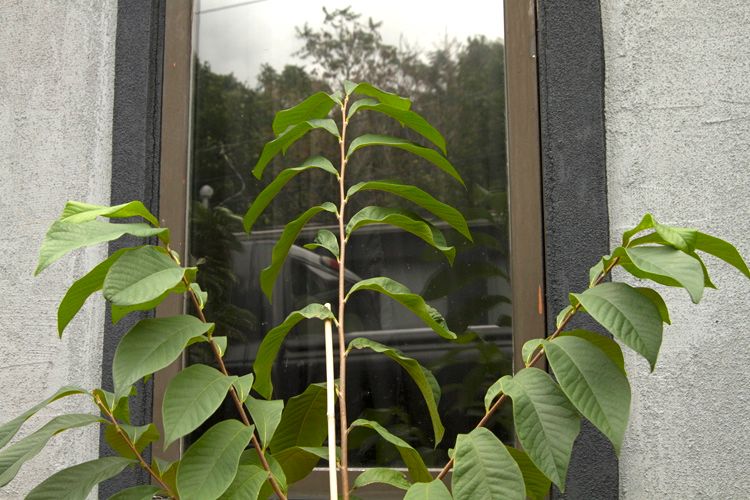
197,0,505,85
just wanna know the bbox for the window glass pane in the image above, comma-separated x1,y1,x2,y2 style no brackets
188,0,511,467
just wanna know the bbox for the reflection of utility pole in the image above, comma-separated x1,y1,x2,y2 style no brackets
199,184,214,208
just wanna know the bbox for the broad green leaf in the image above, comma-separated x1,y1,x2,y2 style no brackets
484,377,506,412
403,480,452,500
346,277,456,340
350,419,431,483
544,336,631,454
0,414,102,486
245,397,284,450
36,220,168,275
26,456,135,500
112,315,213,399
348,338,444,444
500,368,580,490
243,157,338,233
346,206,455,264
239,449,287,498
571,282,663,370
110,283,187,323
353,468,410,491
347,181,470,240
104,422,159,459
303,228,340,258
558,330,625,375
190,282,208,309
103,246,186,306
588,257,607,287
506,446,551,500
347,134,464,187
621,213,697,251
272,92,337,135
694,231,750,278
253,119,339,179
522,339,545,366
108,484,161,500
162,364,237,448
348,99,446,153
635,287,671,324
270,383,327,453
260,203,337,299
452,427,525,500
628,233,718,289
60,200,159,227
214,336,228,357
272,446,328,484
556,305,575,328
176,420,254,500
0,386,85,449
218,464,268,500
344,81,411,109
233,373,254,403
616,246,705,303
253,304,335,399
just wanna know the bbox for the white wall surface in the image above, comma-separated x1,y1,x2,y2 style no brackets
0,1,117,497
601,1,750,498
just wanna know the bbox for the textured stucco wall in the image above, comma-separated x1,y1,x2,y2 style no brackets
0,1,117,497
601,1,750,498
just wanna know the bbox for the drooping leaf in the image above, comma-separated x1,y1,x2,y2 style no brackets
0,386,85,449
25,456,135,500
571,282,663,370
693,231,750,278
253,304,336,399
348,338,444,444
500,368,580,490
104,422,159,460
260,203,337,300
162,364,237,448
344,81,411,109
505,446,551,500
346,277,456,340
353,468,410,491
615,246,705,303
347,134,464,186
452,427,525,500
346,206,455,264
402,480,452,500
103,246,186,306
350,419,431,483
233,373,254,403
253,119,339,179
175,420,254,500
243,157,338,233
60,200,159,227
272,92,337,135
245,397,284,450
558,330,625,375
112,315,213,399
270,383,327,453
544,336,631,454
621,213,698,251
272,446,328,484
347,99,446,153
484,377,505,412
634,287,671,324
218,464,268,500
108,484,162,500
303,228,340,258
36,220,168,275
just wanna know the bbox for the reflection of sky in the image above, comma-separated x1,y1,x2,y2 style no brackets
196,0,505,85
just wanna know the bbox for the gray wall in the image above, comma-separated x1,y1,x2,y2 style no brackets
601,1,750,498
0,1,117,497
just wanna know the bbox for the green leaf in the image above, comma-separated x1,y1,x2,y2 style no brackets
233,373,255,403
218,464,268,500
176,420,254,500
544,336,631,454
621,213,697,251
347,134,464,187
344,81,411,109
522,339,545,366
162,364,237,448
36,220,168,275
60,200,159,227
347,181,471,240
253,119,339,179
25,456,135,500
346,277,456,340
616,246,705,303
104,423,159,460
110,284,187,323
0,414,102,486
243,157,338,233
556,305,575,328
635,287,671,324
353,468,410,491
190,282,208,310
245,397,284,450
270,383,327,453
348,338,444,445
484,377,505,412
452,427,525,500
694,231,750,279
272,446,327,484
253,304,336,399
506,446,551,500
350,419,431,483
346,206,455,264
571,282,663,370
558,330,625,375
272,92,337,135
403,480,452,500
588,257,607,287
0,386,85,449
108,484,162,500
500,368,580,490
303,228,340,258
103,246,186,306
239,449,287,498
112,315,213,399
260,202,337,300
348,99,446,153
214,336,228,357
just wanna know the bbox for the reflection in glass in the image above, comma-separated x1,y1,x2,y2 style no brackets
188,0,511,468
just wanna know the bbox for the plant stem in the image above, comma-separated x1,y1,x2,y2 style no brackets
435,257,620,480
336,96,351,499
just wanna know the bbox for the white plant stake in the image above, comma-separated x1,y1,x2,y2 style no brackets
324,303,338,499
